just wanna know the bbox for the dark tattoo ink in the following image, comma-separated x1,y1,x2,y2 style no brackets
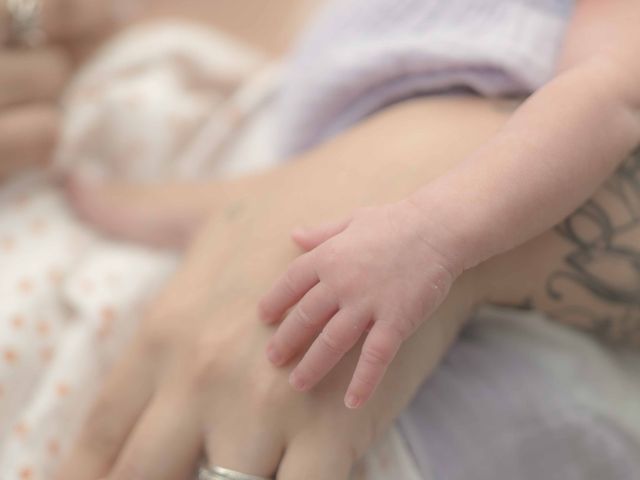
545,147,640,344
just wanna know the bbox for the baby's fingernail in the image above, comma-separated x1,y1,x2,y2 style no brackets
345,393,361,409
289,372,307,391
266,345,283,365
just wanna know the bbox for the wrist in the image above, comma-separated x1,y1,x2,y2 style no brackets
394,196,468,278
401,185,488,273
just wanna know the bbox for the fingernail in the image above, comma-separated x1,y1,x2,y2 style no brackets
345,393,361,409
289,372,307,391
266,345,282,365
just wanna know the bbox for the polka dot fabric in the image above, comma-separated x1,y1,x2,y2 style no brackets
0,21,422,480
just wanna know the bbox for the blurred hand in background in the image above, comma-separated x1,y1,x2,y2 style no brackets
0,0,140,181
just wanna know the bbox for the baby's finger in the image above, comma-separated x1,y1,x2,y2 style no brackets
266,282,339,366
291,216,351,251
289,308,369,392
258,253,319,324
344,322,404,409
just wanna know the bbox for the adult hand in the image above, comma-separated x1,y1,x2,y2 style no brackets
57,98,496,478
56,169,473,479
0,0,124,181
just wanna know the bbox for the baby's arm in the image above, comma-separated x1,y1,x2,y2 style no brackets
409,0,640,270
258,0,640,409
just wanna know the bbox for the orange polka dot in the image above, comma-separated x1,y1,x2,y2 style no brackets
18,466,33,480
101,306,117,322
0,235,15,252
18,278,33,294
11,314,25,330
56,382,71,397
14,421,29,439
13,192,31,208
29,218,48,235
36,320,50,337
3,348,18,364
97,306,117,339
49,268,63,285
40,346,54,363
48,438,60,456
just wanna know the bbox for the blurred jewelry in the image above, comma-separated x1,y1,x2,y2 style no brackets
5,0,45,47
198,465,272,480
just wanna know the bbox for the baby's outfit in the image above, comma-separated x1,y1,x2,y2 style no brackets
279,0,574,156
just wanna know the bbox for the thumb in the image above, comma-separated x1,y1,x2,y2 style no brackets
63,172,217,248
291,216,352,251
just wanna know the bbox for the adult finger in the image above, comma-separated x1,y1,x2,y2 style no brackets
41,0,120,42
289,308,369,393
0,48,70,107
205,426,284,479
257,253,319,324
64,174,215,248
291,216,351,252
266,282,339,366
344,322,404,409
0,104,58,178
106,390,202,480
277,435,353,480
54,342,156,480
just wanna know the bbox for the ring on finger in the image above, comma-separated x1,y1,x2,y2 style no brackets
5,0,45,47
198,465,273,480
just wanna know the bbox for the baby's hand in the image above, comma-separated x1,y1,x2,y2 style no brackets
258,201,462,408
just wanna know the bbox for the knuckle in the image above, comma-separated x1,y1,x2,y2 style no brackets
79,399,125,453
282,269,299,296
295,303,317,329
250,367,292,409
362,343,392,367
319,329,347,356
185,334,229,390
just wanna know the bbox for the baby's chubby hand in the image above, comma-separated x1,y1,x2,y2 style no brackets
258,200,463,408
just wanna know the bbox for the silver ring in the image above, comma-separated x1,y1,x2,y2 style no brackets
198,465,272,480
5,0,45,47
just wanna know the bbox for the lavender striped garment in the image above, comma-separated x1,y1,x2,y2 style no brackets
278,1,640,479
278,0,573,156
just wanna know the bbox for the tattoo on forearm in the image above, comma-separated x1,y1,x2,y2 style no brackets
545,147,640,344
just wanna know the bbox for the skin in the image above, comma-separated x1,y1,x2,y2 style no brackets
0,0,322,182
0,0,122,181
259,0,640,409
57,95,640,479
